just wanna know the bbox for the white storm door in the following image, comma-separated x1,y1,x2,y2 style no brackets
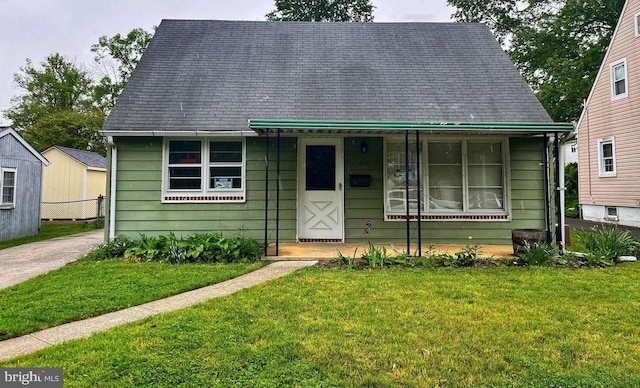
298,138,344,241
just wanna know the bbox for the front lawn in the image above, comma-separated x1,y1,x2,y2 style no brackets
0,260,266,340
0,221,98,250
3,264,639,386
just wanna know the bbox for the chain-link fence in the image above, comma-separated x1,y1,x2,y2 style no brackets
41,196,105,226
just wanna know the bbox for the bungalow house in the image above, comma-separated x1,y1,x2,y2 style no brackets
0,127,49,242
577,0,640,227
101,20,572,253
41,146,106,220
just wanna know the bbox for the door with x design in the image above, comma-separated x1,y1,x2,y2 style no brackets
297,138,344,241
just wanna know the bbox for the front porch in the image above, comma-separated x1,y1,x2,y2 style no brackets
265,242,515,261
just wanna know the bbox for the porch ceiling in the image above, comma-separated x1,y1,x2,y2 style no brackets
248,119,574,136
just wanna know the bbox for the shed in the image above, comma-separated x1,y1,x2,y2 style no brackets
41,146,107,220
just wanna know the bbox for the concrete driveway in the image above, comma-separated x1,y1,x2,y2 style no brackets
0,229,104,289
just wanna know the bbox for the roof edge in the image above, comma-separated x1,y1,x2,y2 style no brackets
0,128,49,166
248,119,574,133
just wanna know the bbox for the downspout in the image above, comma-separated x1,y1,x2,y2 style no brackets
554,133,563,252
276,129,281,256
559,134,567,253
585,107,595,204
264,130,270,256
107,136,117,240
543,135,552,244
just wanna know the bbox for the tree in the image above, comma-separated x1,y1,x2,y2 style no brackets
22,109,105,155
448,0,625,122
4,53,94,130
3,54,106,155
266,0,375,22
91,27,154,112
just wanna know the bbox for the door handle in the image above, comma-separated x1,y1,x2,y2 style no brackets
338,182,342,191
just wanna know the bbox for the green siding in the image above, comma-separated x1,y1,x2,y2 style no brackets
109,135,549,245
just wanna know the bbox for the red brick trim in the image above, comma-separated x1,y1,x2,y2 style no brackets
298,238,344,243
164,195,245,202
386,214,509,221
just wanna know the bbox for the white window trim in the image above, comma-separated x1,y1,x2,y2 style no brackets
162,138,246,203
597,137,616,177
610,58,628,100
0,167,17,209
383,137,510,221
635,12,640,37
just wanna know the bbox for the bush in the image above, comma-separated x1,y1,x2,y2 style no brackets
83,232,263,264
513,241,557,266
577,226,639,267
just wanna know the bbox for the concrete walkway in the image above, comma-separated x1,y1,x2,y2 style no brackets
0,260,316,361
0,229,104,289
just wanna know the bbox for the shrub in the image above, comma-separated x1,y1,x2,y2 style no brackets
513,241,557,266
361,242,391,268
84,232,263,264
83,235,136,261
577,226,639,267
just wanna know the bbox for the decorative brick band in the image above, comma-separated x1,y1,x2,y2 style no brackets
386,214,509,221
164,195,245,202
298,238,344,243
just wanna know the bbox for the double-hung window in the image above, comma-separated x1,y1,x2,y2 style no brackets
385,138,507,220
164,139,245,202
598,137,616,177
610,59,628,100
0,168,17,209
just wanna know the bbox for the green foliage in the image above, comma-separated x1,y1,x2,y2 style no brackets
333,248,358,269
577,226,639,267
22,109,105,154
266,0,375,21
88,232,263,264
448,0,626,122
361,242,391,268
91,28,154,112
513,241,558,266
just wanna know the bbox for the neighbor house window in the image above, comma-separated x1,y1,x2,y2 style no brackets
598,137,616,177
0,168,17,208
164,139,245,202
385,138,507,220
610,59,628,99
635,12,640,37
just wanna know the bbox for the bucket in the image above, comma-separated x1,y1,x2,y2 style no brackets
511,229,546,255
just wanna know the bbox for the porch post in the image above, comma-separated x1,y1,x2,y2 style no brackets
553,132,562,251
405,130,410,254
543,134,552,244
416,130,422,256
276,129,281,255
264,130,270,256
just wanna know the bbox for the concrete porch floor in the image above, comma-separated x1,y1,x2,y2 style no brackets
265,242,515,261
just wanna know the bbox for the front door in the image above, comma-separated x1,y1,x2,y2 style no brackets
298,138,344,241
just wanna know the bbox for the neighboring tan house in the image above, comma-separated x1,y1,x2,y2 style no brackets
0,127,49,242
41,146,106,220
101,20,572,251
577,0,640,227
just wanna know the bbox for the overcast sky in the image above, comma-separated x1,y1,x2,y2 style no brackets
0,0,455,126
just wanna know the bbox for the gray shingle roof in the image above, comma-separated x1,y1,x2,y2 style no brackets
103,20,552,133
55,146,106,169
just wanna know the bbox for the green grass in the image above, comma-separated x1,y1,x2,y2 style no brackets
0,221,98,250
3,264,639,386
0,260,266,340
